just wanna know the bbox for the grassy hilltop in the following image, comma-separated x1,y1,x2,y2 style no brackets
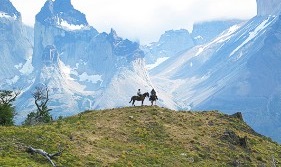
0,106,280,166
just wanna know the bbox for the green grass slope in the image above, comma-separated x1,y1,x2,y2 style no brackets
0,106,280,166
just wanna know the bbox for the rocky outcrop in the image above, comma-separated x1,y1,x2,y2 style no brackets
230,112,243,121
256,0,281,16
221,130,248,148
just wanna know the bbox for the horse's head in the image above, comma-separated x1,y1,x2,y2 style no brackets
144,92,149,97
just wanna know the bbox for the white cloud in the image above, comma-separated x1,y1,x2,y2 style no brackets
10,0,256,44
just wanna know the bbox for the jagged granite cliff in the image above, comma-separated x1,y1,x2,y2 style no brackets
0,0,33,88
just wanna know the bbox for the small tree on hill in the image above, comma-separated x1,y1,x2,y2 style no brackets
24,86,52,125
0,90,20,126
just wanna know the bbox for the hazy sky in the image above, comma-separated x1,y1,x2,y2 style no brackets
10,0,257,44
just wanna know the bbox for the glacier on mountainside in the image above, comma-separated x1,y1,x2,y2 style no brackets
144,20,244,70
191,20,244,45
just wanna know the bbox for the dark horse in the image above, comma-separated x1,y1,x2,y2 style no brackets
129,92,149,106
149,95,158,106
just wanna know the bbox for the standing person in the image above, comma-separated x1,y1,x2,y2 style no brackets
150,88,158,101
150,88,158,105
137,89,142,97
151,89,156,96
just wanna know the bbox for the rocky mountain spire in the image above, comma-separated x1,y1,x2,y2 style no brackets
36,0,88,26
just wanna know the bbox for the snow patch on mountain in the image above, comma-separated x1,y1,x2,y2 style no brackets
59,60,74,81
146,57,169,70
5,75,19,85
58,20,84,30
195,47,205,56
15,56,34,75
193,23,243,58
215,25,241,43
60,60,103,85
0,11,17,20
78,73,102,84
191,20,243,45
58,19,88,31
229,16,275,57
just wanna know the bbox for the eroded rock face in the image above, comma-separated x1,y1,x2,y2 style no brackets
256,0,281,16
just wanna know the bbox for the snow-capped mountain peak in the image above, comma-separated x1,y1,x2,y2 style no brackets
36,0,88,29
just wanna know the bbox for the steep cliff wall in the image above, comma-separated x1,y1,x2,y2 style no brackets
256,0,281,16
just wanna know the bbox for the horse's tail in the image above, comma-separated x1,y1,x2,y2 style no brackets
129,97,133,103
